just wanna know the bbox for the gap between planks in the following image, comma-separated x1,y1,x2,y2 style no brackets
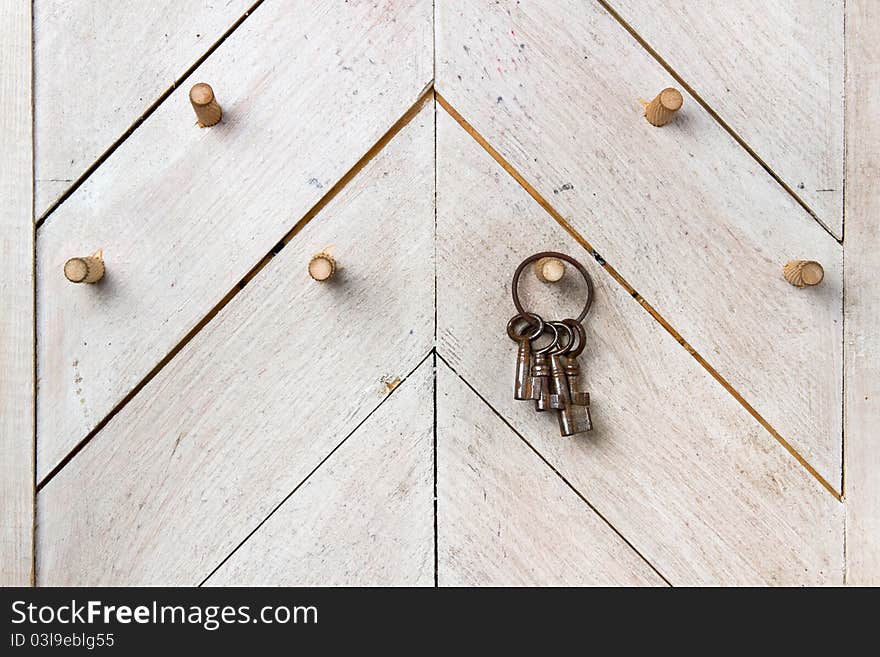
435,351,673,586
594,0,840,243
34,0,268,229
432,92,440,588
839,0,848,497
36,87,435,492
434,91,842,502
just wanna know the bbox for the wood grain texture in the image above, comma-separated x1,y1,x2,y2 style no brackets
209,360,434,586
844,0,880,585
436,0,843,488
607,0,844,237
0,0,34,586
33,0,253,216
36,0,433,480
437,363,665,586
36,103,434,585
436,108,842,585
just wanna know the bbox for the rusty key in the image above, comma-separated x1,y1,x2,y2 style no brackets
530,323,558,411
558,319,592,436
508,252,597,433
548,321,574,412
507,313,544,401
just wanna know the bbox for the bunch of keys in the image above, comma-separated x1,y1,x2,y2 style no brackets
507,252,595,437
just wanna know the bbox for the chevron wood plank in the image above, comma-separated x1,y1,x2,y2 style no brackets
437,363,665,586
436,108,842,585
436,0,842,488
208,360,434,587
36,103,434,585
0,1,34,586
607,0,844,237
36,0,433,480
33,0,253,217
843,0,880,586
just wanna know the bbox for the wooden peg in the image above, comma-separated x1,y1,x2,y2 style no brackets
783,260,824,287
64,250,105,284
642,87,683,126
533,257,566,283
308,247,337,282
189,83,222,127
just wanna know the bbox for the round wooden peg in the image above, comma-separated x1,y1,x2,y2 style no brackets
783,260,824,287
642,87,683,127
308,247,337,282
533,257,566,283
64,249,105,284
189,83,222,127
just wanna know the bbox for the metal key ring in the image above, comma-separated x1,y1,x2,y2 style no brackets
506,312,545,342
532,322,559,356
511,252,595,324
562,318,586,358
549,321,574,355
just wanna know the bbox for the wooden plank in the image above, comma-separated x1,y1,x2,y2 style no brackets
208,360,434,586
0,1,34,587
606,0,844,238
844,0,880,585
436,108,843,585
36,102,434,585
437,363,665,586
436,0,843,489
36,0,433,480
33,0,253,217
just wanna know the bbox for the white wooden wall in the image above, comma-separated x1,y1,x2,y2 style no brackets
435,110,841,585
209,360,435,587
607,0,844,238
38,102,435,585
0,0,34,587
843,0,880,585
0,0,875,586
33,0,254,217
435,0,843,493
35,0,433,481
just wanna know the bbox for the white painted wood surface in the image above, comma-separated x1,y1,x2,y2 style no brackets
844,0,880,586
607,0,844,238
0,0,34,587
0,0,34,588
36,0,433,480
36,104,434,585
209,360,434,586
436,109,842,585
437,363,665,586
436,0,843,490
33,0,253,217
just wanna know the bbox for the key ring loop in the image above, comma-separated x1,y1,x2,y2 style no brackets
511,252,594,324
532,322,559,356
507,312,545,342
562,318,586,358
549,321,574,355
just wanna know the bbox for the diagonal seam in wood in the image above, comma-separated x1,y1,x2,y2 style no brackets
434,90,842,501
435,351,673,586
199,350,435,586
594,0,841,243
34,0,269,229
35,87,435,492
